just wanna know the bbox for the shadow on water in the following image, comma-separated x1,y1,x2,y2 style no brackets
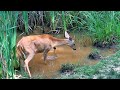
17,31,115,79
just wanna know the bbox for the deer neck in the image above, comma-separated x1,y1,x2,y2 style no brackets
52,38,68,47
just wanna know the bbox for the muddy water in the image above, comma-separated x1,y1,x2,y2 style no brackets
29,46,96,78
17,32,115,79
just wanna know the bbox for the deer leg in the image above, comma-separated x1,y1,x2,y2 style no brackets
19,58,25,72
43,49,50,63
21,53,27,72
24,52,35,78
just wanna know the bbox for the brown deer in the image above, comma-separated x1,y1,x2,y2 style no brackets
16,31,76,78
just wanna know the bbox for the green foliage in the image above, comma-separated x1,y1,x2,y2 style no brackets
44,11,87,33
81,11,120,43
43,11,120,44
91,48,100,55
62,11,67,31
22,11,29,35
18,11,120,45
50,11,55,30
0,11,18,79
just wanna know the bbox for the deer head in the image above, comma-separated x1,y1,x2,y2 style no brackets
65,31,76,50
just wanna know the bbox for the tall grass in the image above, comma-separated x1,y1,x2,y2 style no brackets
50,11,55,30
80,11,120,43
62,11,67,32
0,11,42,78
44,11,120,44
16,11,120,42
44,11,83,33
0,11,18,79
22,11,29,35
17,11,44,34
44,11,62,30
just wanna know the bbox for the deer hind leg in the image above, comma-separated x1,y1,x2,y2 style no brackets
23,47,35,78
19,58,25,72
24,52,35,78
43,49,50,63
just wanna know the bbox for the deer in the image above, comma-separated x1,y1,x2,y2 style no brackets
16,31,76,78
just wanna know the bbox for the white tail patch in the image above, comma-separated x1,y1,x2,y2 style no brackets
17,43,19,47
65,31,70,39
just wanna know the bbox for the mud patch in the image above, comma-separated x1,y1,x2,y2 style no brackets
59,64,75,75
88,53,101,60
93,41,116,49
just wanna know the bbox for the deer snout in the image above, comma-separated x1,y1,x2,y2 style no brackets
73,48,76,50
71,44,76,50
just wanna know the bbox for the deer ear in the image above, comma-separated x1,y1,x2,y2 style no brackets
65,31,70,39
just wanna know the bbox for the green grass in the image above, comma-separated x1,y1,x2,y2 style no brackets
57,50,120,79
0,11,30,79
22,11,29,35
15,11,120,45
0,11,19,79
44,11,120,44
79,11,120,44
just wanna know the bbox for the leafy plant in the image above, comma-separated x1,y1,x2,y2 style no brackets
82,11,120,44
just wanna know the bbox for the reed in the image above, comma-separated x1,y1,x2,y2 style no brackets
80,11,120,43
44,11,120,44
22,11,29,35
0,11,18,79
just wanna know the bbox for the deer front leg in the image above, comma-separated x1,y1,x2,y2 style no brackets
43,49,50,63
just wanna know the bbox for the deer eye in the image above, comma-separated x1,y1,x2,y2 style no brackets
69,37,72,41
